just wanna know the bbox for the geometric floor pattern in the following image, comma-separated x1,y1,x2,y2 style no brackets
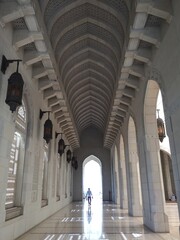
16,200,180,240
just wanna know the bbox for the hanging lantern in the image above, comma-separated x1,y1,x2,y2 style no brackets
5,72,24,112
1,55,24,113
74,160,78,170
157,117,166,142
71,156,78,170
43,118,53,144
58,138,65,156
71,156,75,168
67,149,72,163
157,109,166,142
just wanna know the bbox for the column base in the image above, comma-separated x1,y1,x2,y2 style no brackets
129,204,143,217
144,212,169,232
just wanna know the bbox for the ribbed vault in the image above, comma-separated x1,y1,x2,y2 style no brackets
0,0,172,149
38,0,132,142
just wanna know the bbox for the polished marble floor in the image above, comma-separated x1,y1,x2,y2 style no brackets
17,199,180,240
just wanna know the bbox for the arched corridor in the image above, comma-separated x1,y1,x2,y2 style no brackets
0,0,180,239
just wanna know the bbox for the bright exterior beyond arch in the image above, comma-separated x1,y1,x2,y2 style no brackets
83,155,102,201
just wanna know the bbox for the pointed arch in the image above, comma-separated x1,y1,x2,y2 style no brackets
5,100,28,220
83,155,102,200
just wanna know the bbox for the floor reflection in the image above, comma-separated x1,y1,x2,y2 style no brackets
16,200,179,240
87,206,92,224
83,198,103,239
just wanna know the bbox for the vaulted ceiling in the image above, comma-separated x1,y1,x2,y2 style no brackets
0,0,172,149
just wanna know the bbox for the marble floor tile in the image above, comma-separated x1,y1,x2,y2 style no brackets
16,201,180,240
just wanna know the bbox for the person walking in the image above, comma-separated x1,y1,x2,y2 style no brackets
86,188,93,205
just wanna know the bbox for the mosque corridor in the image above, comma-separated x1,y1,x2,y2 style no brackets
16,199,179,240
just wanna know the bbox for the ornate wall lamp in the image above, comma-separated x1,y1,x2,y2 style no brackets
71,156,75,168
1,55,24,112
40,109,53,144
157,109,166,142
71,155,78,170
66,146,72,163
74,159,78,170
56,132,66,156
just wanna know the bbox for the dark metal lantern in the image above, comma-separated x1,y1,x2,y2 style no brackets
67,149,72,163
1,55,24,113
157,117,166,142
71,156,78,169
43,118,53,144
71,156,75,168
74,160,78,170
58,138,65,156
5,72,24,112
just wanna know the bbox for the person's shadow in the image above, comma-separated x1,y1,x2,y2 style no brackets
87,206,92,224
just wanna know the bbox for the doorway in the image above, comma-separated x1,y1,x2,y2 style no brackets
83,155,102,201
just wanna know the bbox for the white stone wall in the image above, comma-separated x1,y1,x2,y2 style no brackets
0,22,72,240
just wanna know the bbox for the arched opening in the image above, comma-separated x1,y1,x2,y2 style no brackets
143,80,179,231
5,101,27,220
83,155,102,202
156,91,176,201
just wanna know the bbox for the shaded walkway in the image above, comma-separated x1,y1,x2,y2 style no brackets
17,200,179,240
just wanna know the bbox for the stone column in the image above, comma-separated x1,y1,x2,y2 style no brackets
119,138,128,209
138,135,169,232
127,151,142,216
168,114,180,220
